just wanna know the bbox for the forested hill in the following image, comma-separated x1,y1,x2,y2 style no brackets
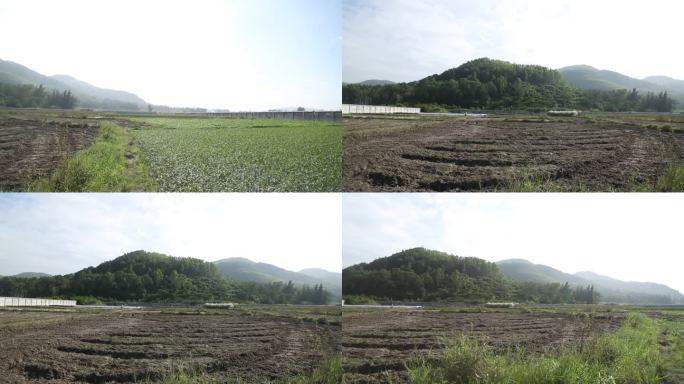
0,251,235,303
342,58,676,112
344,248,504,302
343,248,599,304
0,251,335,305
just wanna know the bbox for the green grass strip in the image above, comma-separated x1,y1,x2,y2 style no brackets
139,353,342,384
27,122,154,192
653,163,684,191
404,313,662,384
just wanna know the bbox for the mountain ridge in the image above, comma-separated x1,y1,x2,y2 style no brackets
0,58,146,110
558,64,684,102
497,258,683,304
213,257,341,296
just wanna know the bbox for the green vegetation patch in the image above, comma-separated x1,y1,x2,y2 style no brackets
131,117,341,192
140,353,342,384
653,163,684,191
27,122,154,192
660,315,684,383
404,313,662,384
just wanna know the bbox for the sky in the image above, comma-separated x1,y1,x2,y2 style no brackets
343,0,684,83
0,0,341,110
343,193,684,294
0,193,342,275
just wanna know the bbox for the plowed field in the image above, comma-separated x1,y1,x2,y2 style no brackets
0,117,99,190
0,309,340,383
343,115,684,191
342,309,624,383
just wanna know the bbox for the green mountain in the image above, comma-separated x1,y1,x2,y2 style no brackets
558,65,661,91
11,272,51,278
0,251,234,302
344,58,576,109
343,58,679,111
574,271,681,299
496,259,590,286
497,259,684,304
559,65,684,103
0,58,146,110
343,247,510,302
213,257,341,296
644,75,684,94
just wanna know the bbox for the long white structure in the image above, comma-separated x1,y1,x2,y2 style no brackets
0,297,76,307
343,104,421,114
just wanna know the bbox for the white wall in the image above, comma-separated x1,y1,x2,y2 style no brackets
0,297,76,307
342,104,420,114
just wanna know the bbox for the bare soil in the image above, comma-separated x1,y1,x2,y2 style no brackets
343,115,684,191
342,309,624,383
0,117,99,190
0,309,340,383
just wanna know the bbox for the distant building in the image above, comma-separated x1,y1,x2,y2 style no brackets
0,297,77,307
343,104,421,114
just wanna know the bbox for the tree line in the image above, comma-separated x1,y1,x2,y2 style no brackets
342,58,676,112
0,82,77,109
235,281,331,305
0,251,334,305
342,248,601,304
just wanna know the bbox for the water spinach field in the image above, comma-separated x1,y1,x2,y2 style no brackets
0,110,341,192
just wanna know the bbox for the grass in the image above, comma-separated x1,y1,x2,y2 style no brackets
130,117,342,191
630,163,684,192
653,163,684,191
27,122,154,191
660,316,684,383
402,313,663,384
500,163,684,192
140,354,342,384
497,172,589,192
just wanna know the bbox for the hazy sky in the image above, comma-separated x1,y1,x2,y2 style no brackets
0,0,341,110
0,193,342,275
343,0,684,83
343,194,684,293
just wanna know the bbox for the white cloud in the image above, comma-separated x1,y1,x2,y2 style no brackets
343,193,684,293
0,193,342,275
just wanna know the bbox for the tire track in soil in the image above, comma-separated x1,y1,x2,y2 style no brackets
0,311,338,383
343,117,684,191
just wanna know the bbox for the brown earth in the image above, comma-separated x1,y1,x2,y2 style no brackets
0,309,340,383
0,117,99,190
342,309,624,383
343,115,684,191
